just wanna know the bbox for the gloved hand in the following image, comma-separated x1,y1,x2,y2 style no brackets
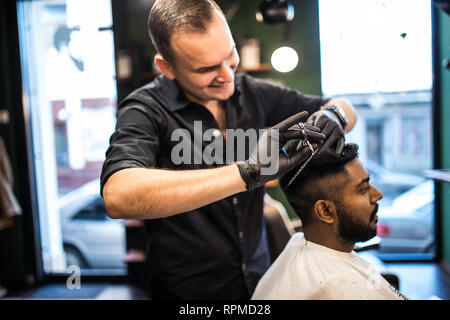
307,109,345,154
236,111,325,191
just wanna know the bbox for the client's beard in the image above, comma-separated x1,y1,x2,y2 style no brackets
336,204,378,243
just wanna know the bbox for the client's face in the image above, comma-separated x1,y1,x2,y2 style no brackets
335,159,383,243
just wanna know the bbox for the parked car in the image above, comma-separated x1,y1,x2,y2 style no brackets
58,180,126,269
364,159,426,204
376,180,435,254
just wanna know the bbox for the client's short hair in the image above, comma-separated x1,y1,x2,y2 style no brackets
280,144,359,225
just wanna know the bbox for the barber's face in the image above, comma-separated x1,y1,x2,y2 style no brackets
163,11,239,106
335,159,383,243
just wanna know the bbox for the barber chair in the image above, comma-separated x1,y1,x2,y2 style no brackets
263,195,295,262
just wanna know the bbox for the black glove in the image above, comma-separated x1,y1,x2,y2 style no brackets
236,111,325,191
307,109,345,154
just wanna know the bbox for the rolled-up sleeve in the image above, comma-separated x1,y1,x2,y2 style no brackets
100,103,162,196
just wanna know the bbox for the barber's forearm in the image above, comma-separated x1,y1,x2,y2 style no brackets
325,98,357,132
103,164,246,219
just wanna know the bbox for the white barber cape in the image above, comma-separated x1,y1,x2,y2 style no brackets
252,233,406,300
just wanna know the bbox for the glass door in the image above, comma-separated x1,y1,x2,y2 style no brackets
17,0,125,274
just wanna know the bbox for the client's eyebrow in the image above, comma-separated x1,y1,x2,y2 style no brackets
355,175,370,189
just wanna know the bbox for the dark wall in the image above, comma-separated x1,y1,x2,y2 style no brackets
111,0,157,102
0,0,37,290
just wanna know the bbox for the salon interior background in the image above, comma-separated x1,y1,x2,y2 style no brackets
0,0,449,291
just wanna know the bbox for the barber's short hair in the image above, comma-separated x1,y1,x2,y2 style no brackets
148,0,225,64
280,144,359,225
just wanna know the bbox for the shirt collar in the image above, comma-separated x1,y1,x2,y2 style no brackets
159,75,190,112
160,74,243,112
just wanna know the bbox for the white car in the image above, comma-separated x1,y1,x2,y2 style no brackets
58,180,126,269
376,180,435,254
364,159,426,204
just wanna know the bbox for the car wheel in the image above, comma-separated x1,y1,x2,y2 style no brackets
64,245,89,269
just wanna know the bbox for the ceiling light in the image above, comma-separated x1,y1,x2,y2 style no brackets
256,0,295,25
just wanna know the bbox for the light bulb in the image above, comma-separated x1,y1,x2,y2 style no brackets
271,46,298,73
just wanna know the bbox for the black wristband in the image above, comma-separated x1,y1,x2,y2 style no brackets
236,161,260,191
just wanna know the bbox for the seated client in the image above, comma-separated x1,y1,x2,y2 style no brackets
252,144,407,300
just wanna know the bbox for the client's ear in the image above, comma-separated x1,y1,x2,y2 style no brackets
313,200,337,224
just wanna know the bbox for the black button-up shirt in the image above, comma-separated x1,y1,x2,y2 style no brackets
101,74,328,299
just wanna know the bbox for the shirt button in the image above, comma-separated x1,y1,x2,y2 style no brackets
239,231,244,239
242,263,246,270
232,197,239,205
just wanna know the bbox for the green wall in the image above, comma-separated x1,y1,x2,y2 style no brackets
438,10,450,264
218,0,323,95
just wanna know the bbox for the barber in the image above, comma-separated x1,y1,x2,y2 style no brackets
101,0,357,299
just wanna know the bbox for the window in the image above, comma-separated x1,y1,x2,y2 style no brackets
17,0,126,274
318,0,435,259
72,197,109,221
